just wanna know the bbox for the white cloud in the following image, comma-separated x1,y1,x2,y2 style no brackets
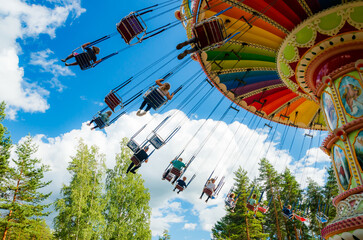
20,109,329,235
0,0,85,118
183,223,197,230
30,49,75,92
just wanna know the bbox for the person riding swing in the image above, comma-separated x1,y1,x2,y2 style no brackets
136,79,175,116
173,176,187,194
162,157,186,184
126,146,149,174
200,178,216,203
62,42,101,67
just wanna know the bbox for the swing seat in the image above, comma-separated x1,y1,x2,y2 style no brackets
74,52,94,70
170,167,181,177
148,133,165,149
92,114,109,129
176,184,184,191
117,12,147,45
193,16,227,51
127,139,140,152
282,213,294,219
203,187,213,197
105,91,123,112
246,204,255,211
130,155,141,166
165,173,173,182
295,215,306,222
144,87,168,110
258,206,268,214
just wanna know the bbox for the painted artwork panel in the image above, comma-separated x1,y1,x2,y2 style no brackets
339,76,363,118
322,92,338,130
333,146,351,190
354,130,363,173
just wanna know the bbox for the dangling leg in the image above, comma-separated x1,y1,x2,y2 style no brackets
205,195,211,203
171,174,180,184
126,162,135,174
176,37,196,50
65,62,79,67
178,47,198,60
199,192,204,199
61,53,75,62
87,119,95,126
162,169,170,180
130,164,141,174
137,100,148,116
91,125,99,130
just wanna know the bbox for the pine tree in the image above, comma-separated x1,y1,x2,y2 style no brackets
103,138,151,240
212,167,267,240
305,178,324,237
0,136,52,240
322,164,339,220
3,219,53,240
0,102,12,194
54,140,106,240
258,158,284,240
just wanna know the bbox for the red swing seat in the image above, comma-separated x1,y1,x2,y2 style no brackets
258,206,268,213
104,91,123,112
295,215,307,222
170,167,181,177
193,16,227,51
203,187,213,197
131,155,141,166
246,203,255,211
176,184,184,191
117,12,147,45
165,173,173,182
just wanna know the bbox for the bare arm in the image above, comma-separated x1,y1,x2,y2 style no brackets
82,42,91,48
166,92,175,100
155,79,164,86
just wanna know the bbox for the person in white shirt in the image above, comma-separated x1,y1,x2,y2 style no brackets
200,178,216,203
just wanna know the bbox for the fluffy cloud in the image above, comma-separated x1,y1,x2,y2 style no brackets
183,223,197,230
0,0,84,118
21,110,329,236
30,49,75,92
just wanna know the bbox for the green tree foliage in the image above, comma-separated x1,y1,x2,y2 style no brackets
54,140,106,240
323,164,339,220
3,219,53,240
0,102,12,192
103,138,151,240
0,136,52,240
257,158,284,240
306,178,325,237
212,167,267,240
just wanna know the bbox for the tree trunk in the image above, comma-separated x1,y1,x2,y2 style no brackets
269,177,282,240
245,216,250,240
293,223,299,240
2,171,22,240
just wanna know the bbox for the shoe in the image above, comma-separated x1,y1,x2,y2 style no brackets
130,170,136,174
205,200,208,203
199,197,202,199
139,111,146,116
136,110,144,116
176,42,186,50
177,191,180,194
177,52,187,60
65,63,70,66
87,122,91,126
61,59,66,62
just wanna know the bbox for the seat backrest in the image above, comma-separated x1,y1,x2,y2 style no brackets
93,116,106,129
148,133,165,149
193,18,225,50
75,52,93,70
170,167,181,176
144,88,167,110
127,139,140,152
105,92,122,112
117,14,145,44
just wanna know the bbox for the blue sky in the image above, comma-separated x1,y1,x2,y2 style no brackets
0,0,332,238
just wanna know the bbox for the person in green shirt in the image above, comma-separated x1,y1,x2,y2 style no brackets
162,158,186,184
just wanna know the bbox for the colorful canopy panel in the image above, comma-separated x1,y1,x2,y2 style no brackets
182,0,363,130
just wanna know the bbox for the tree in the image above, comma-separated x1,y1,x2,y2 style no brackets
212,167,267,240
103,138,151,240
0,102,12,194
258,158,284,240
54,140,106,240
305,178,324,237
0,136,52,240
322,164,339,220
158,229,171,240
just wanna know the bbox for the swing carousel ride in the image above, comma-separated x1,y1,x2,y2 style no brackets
177,0,363,239
68,0,363,238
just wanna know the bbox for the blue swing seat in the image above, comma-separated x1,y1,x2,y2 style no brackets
144,87,168,110
92,113,110,129
148,132,165,149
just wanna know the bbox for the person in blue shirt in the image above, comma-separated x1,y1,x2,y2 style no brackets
173,176,187,194
87,111,112,130
62,42,101,66
162,158,186,184
282,205,295,219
